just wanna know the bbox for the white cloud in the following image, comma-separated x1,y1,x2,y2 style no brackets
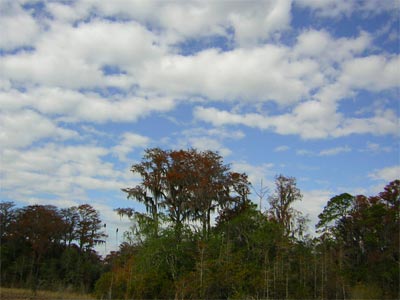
339,55,400,91
75,0,292,46
179,127,245,141
112,132,150,161
174,127,245,157
0,20,163,89
295,146,352,157
227,0,292,46
194,104,399,140
194,106,264,127
0,87,176,123
293,189,333,229
46,2,89,23
72,95,176,123
0,109,78,148
294,30,371,63
0,143,133,211
92,202,132,255
232,161,275,192
275,145,290,152
369,165,400,182
0,2,41,50
319,146,351,156
140,45,319,105
189,137,232,157
296,149,314,156
1,5,395,133
333,109,399,137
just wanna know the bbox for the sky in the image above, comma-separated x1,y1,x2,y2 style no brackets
0,0,399,255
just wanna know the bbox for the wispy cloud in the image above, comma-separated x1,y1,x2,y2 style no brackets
319,146,351,156
275,145,290,152
369,165,400,182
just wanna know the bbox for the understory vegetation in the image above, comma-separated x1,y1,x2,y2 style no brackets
1,148,398,299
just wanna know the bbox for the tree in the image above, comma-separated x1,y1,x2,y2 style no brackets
316,180,400,298
122,148,250,239
268,175,303,237
60,206,79,247
122,148,168,237
0,201,16,243
316,193,354,234
187,150,234,237
11,205,65,292
75,204,107,252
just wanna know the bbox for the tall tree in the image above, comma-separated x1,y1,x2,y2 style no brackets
12,205,65,292
316,180,400,298
0,201,16,243
122,148,250,239
188,150,232,237
60,206,79,247
75,204,107,252
268,175,303,237
122,148,168,237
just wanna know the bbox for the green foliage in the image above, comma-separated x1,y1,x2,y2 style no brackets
316,192,354,232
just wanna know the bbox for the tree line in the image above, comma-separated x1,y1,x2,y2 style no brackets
1,148,399,299
0,203,106,293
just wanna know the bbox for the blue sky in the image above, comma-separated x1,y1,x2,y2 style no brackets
1,0,399,254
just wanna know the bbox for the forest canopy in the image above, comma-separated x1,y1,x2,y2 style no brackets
1,148,399,299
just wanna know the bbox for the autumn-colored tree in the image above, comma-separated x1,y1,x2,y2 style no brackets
122,148,250,239
186,150,233,237
11,205,65,292
75,204,107,252
0,203,106,293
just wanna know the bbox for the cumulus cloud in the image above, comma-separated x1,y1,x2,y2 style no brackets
0,87,176,123
0,20,163,88
0,109,77,148
1,4,396,132
67,0,292,46
194,104,399,140
139,45,320,104
333,109,399,137
1,143,129,202
338,55,400,91
294,30,371,63
0,2,41,50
